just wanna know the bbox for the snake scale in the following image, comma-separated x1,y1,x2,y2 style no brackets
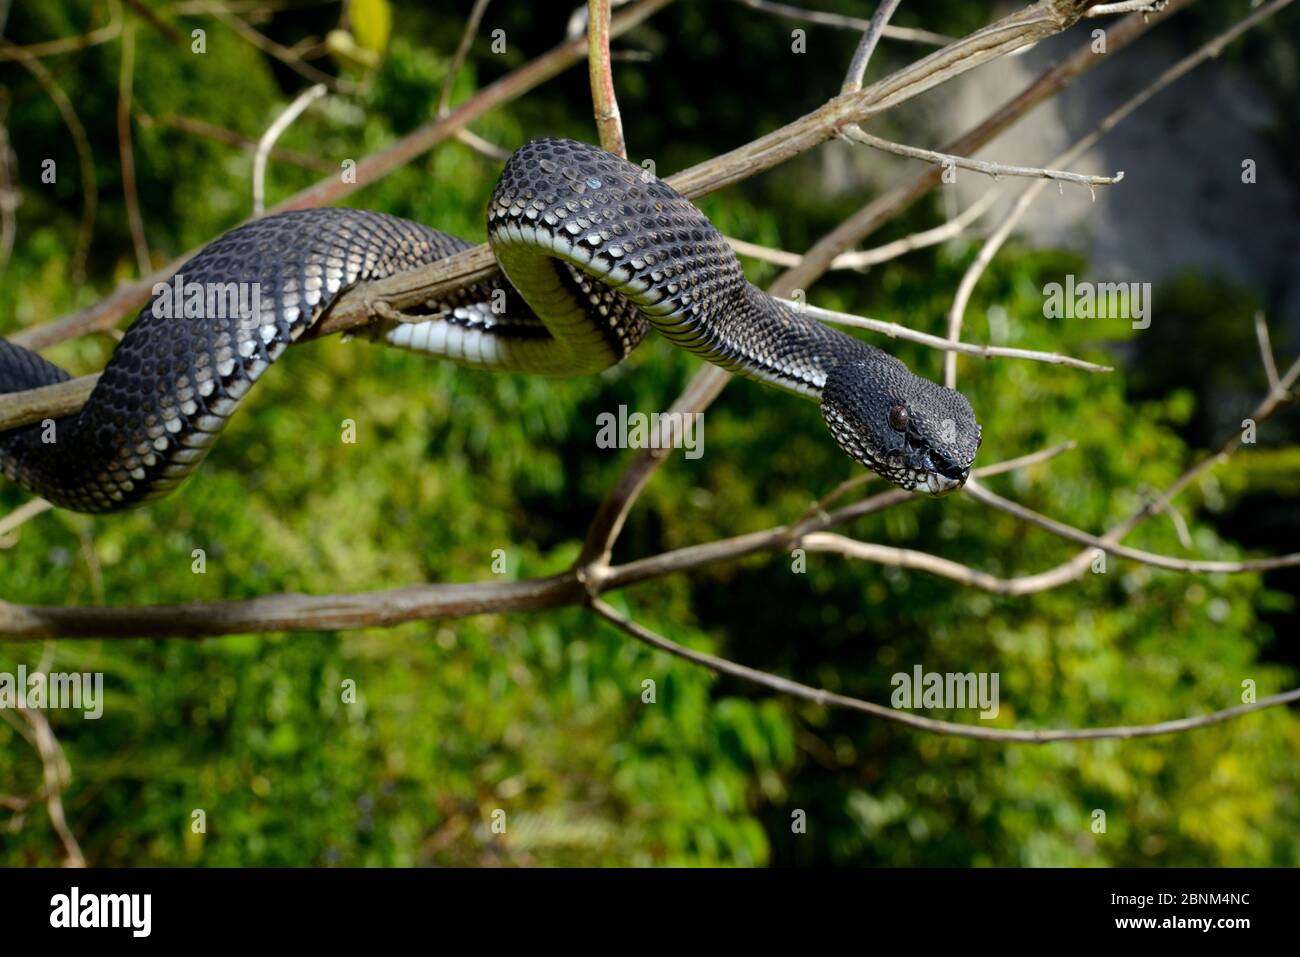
0,138,980,513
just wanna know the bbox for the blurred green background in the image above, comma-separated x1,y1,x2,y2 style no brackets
1,0,1297,866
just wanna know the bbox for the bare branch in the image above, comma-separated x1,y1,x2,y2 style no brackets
734,0,953,46
1255,310,1281,393
587,0,627,157
842,127,1123,189
727,187,1000,271
577,365,731,569
117,22,151,275
252,83,328,215
0,124,17,276
0,499,52,545
589,598,1300,743
1088,1,1167,15
787,299,1113,372
436,0,492,118
13,703,85,866
841,0,903,93
964,480,1300,573
0,575,586,641
0,376,100,434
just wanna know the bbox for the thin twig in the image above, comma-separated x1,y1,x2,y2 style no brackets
842,127,1123,189
964,479,1300,573
0,124,17,275
454,128,511,162
577,364,732,569
1254,310,1281,393
726,186,1000,271
587,0,627,157
734,0,953,46
252,83,327,215
17,705,85,866
0,498,52,545
123,0,184,44
1088,1,1166,15
436,0,492,118
786,299,1113,372
589,598,1300,743
841,0,903,93
117,22,151,274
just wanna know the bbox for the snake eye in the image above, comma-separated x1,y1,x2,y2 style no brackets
888,404,910,432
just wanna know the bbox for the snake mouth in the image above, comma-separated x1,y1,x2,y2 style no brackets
899,430,969,496
922,470,967,496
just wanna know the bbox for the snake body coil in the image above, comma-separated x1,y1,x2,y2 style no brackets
0,139,979,513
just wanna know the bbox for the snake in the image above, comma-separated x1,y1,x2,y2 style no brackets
0,138,980,513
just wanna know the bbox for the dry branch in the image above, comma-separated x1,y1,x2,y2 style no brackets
252,83,328,215
789,300,1113,373
589,598,1300,743
842,127,1123,189
735,0,953,47
587,0,627,157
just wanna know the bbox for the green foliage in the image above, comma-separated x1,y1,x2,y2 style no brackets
0,1,1296,867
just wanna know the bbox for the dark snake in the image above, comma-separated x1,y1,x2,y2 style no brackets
0,138,980,513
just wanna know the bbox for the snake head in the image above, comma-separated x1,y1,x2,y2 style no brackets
820,353,980,495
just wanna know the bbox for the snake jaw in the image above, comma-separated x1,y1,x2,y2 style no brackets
923,470,966,496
